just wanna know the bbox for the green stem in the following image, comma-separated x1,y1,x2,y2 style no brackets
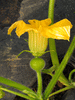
42,68,70,86
48,0,59,68
49,39,59,67
43,36,75,100
48,0,60,69
37,71,42,99
42,66,56,75
0,76,37,97
48,0,69,88
68,69,75,82
48,0,55,24
15,50,31,59
49,85,74,97
1,87,35,100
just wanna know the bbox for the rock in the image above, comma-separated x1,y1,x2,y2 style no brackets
61,89,75,100
18,0,48,21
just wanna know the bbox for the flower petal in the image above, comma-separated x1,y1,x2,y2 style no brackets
7,20,38,37
7,20,26,36
40,18,51,26
15,21,31,37
41,19,72,40
28,18,51,28
7,21,18,35
28,19,40,28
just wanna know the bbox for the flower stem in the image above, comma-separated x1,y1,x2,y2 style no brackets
48,0,59,67
48,0,69,85
48,0,55,24
49,85,74,97
49,38,59,67
37,71,42,99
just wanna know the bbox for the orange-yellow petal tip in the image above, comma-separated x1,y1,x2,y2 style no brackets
7,21,18,35
7,20,28,37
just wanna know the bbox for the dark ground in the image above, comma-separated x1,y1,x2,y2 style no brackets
0,0,75,100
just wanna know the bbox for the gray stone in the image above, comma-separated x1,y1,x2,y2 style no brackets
61,89,75,100
18,0,48,21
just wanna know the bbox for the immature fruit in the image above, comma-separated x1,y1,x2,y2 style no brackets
30,57,45,72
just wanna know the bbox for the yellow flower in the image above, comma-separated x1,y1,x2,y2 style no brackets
7,18,72,57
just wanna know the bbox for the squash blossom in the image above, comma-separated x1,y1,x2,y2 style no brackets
7,18,72,57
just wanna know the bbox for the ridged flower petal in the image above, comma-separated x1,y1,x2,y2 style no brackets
8,20,38,37
40,19,72,40
7,18,72,40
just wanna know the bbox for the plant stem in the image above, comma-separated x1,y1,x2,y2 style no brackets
0,76,37,97
48,0,69,88
48,0,69,87
48,0,55,24
1,87,35,100
42,68,70,86
15,50,31,59
43,36,75,100
37,71,42,99
49,39,59,67
68,69,75,82
49,85,74,97
48,0,59,68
